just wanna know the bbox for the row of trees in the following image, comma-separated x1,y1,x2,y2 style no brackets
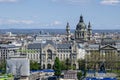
54,57,85,80
54,57,73,77
85,51,120,70
55,58,86,70
0,58,85,72
60,58,73,70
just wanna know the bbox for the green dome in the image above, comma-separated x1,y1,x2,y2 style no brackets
76,22,86,30
76,15,86,30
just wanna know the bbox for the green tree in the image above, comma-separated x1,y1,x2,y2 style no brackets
77,72,82,80
60,61,66,70
0,60,6,74
78,59,86,77
78,59,85,71
54,57,61,79
65,58,71,70
30,60,40,70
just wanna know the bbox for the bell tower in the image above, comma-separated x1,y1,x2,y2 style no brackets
87,22,92,41
66,22,71,42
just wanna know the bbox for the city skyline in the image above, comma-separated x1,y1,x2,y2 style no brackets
0,0,120,29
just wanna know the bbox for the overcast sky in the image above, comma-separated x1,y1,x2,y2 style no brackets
0,0,120,29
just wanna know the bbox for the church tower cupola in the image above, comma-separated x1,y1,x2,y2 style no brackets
79,15,84,22
66,22,70,30
88,22,91,29
87,22,92,41
66,22,71,42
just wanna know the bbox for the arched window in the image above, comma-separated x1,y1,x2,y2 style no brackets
47,49,52,59
43,64,45,69
47,64,51,69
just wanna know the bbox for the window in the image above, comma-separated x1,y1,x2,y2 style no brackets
47,49,52,59
28,54,29,58
34,54,36,59
37,54,39,59
61,54,62,59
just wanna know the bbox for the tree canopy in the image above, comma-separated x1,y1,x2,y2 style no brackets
54,57,61,77
0,60,6,74
30,60,40,70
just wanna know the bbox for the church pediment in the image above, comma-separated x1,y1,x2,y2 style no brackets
100,45,117,50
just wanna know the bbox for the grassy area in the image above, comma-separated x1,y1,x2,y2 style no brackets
106,70,120,77
0,78,13,80
112,70,120,76
107,70,120,74
0,74,13,80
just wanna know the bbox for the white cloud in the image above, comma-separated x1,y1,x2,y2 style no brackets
52,0,120,5
100,0,120,5
0,18,62,26
66,0,90,3
0,18,34,25
51,20,62,25
0,18,62,29
39,20,62,27
0,0,18,3
51,0,91,4
20,20,34,24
